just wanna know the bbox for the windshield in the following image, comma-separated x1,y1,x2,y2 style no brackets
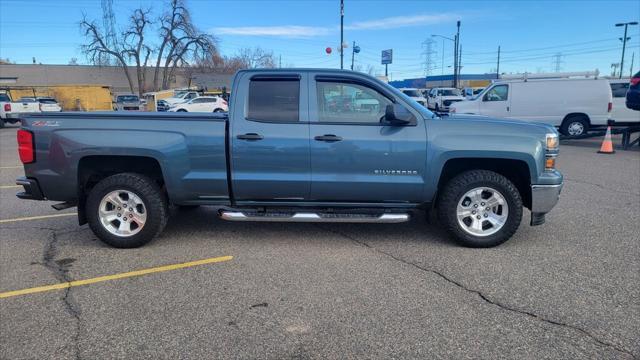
0,94,10,102
439,89,461,96
402,90,421,97
117,95,139,102
38,98,57,104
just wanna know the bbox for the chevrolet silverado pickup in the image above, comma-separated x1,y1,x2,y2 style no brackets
16,69,563,248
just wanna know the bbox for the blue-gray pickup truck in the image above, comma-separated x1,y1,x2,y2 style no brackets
16,69,563,248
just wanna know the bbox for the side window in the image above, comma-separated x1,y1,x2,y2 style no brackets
248,79,300,122
185,93,197,100
316,81,393,124
483,85,508,101
610,83,629,98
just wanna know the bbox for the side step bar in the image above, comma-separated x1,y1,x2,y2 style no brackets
219,211,410,223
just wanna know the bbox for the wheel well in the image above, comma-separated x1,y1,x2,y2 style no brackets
77,156,166,224
437,158,532,209
562,113,590,124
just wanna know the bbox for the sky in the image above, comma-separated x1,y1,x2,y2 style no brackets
1,0,639,80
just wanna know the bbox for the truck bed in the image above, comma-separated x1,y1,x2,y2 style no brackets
20,112,230,205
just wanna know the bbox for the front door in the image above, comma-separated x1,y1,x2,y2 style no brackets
479,84,510,118
230,73,311,202
308,76,427,203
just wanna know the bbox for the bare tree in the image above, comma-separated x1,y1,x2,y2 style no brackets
80,16,136,94
123,8,153,95
237,47,276,69
153,0,217,90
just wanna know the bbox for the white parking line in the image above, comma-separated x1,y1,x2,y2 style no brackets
0,213,77,224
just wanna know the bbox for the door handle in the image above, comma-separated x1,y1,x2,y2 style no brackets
237,133,264,141
314,134,343,142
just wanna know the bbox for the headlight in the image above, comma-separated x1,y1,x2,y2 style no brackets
546,133,558,151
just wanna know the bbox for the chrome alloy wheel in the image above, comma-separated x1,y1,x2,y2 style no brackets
98,190,147,237
456,187,509,237
567,121,585,136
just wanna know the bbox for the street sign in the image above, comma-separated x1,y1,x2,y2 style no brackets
381,49,393,65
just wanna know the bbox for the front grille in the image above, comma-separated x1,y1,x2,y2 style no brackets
124,106,140,111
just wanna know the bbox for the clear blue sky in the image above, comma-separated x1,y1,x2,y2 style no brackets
1,0,639,80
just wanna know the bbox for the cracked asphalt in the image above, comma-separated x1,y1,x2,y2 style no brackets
0,123,638,359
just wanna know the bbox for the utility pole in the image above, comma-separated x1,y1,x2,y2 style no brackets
496,46,501,79
340,0,344,69
453,20,461,88
616,22,638,79
630,52,635,77
279,54,282,68
351,41,355,70
458,44,462,80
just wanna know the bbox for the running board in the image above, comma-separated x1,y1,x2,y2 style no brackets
219,211,409,223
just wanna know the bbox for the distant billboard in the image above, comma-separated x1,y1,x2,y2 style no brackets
381,49,393,65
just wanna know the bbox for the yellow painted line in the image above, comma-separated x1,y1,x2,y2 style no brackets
0,212,77,224
0,185,21,189
0,255,233,299
0,166,22,169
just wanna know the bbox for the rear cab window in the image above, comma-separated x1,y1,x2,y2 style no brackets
248,77,300,122
610,82,629,98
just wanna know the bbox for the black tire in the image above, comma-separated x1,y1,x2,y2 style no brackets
0,119,4,128
435,103,440,113
86,173,168,248
560,115,589,136
177,109,187,112
213,108,224,113
438,170,522,248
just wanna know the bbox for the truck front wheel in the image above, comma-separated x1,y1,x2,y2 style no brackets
438,170,522,248
86,173,168,248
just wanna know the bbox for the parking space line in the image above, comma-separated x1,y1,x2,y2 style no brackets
0,185,21,189
0,213,77,224
0,255,234,299
0,166,22,169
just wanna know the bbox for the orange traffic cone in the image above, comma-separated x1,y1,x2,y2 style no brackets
598,126,615,154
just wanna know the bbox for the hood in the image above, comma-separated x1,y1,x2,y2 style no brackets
446,113,557,134
440,95,464,101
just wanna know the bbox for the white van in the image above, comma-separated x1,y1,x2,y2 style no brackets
451,78,612,136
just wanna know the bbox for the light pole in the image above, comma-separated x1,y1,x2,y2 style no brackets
432,34,454,76
351,42,360,70
340,0,344,69
454,20,461,88
616,21,638,79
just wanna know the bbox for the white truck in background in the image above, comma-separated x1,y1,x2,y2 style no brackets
451,77,612,136
0,92,40,128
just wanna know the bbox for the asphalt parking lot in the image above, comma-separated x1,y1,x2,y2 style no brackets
0,123,638,359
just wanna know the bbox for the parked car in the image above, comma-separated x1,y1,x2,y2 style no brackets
114,94,143,111
451,78,612,136
168,96,228,113
15,69,562,249
463,87,485,99
164,91,199,106
608,79,640,123
399,88,427,106
19,97,63,112
0,92,40,127
156,100,170,112
427,87,465,112
626,71,640,111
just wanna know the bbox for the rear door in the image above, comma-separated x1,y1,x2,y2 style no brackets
479,84,510,118
308,74,427,203
230,72,311,202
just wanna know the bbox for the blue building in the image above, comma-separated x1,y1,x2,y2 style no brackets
390,73,498,89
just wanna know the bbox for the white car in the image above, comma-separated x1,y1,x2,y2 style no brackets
168,96,228,113
164,91,200,106
20,97,63,112
609,79,640,123
451,78,612,136
1,93,40,127
426,88,465,112
399,88,428,107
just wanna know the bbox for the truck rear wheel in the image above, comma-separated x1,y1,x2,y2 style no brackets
438,170,522,248
86,173,168,248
